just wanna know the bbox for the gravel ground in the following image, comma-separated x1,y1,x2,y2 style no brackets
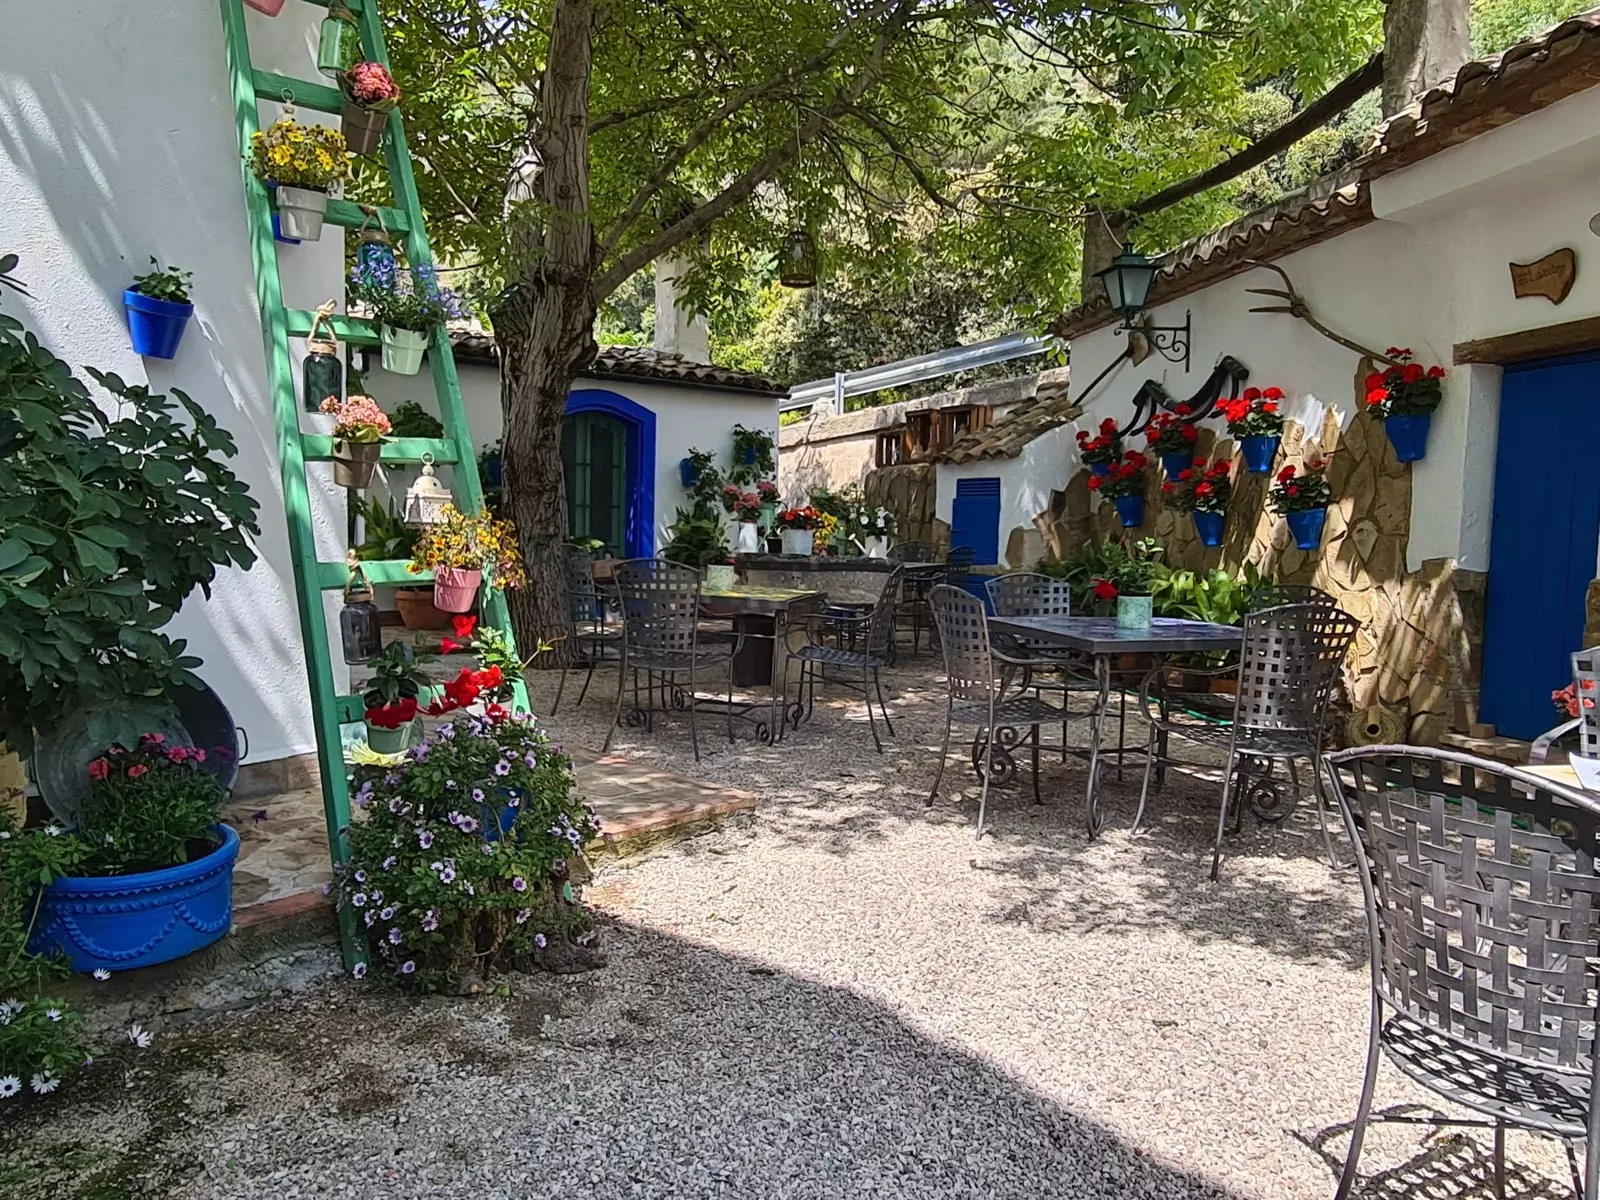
0,658,1576,1198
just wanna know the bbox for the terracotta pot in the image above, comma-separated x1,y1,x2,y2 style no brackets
433,566,482,613
395,586,452,631
1211,678,1238,696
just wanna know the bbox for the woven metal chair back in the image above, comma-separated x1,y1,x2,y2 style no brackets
1572,648,1600,760
891,540,938,563
1248,582,1336,612
1233,602,1358,733
612,558,701,662
986,571,1072,618
944,545,977,592
560,545,601,624
1325,746,1600,1074
864,565,905,658
929,584,995,705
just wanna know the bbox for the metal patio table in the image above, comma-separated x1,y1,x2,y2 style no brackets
986,615,1242,836
699,584,827,742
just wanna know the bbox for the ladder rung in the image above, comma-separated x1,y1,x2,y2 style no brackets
302,435,459,466
307,0,365,11
324,200,410,235
285,309,380,344
252,70,343,115
319,559,432,590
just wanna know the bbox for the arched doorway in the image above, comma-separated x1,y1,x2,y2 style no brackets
562,389,655,559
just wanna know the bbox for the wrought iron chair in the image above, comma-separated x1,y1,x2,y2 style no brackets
898,544,976,657
550,546,621,715
1247,582,1336,611
1323,745,1600,1200
1134,602,1358,878
926,584,1063,838
1532,648,1600,764
890,540,938,563
604,558,735,762
787,566,902,752
984,572,1100,750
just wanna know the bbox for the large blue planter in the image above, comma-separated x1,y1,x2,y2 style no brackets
1193,510,1224,547
124,289,194,359
1088,460,1112,478
679,457,701,489
1161,451,1193,479
1285,507,1328,551
29,824,238,973
1241,434,1279,474
1113,494,1144,528
1385,413,1432,463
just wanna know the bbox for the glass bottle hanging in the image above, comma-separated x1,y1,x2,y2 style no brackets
317,3,360,78
339,568,382,665
355,227,396,286
302,302,342,412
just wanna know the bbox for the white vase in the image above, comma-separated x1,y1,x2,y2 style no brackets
863,535,890,559
780,529,814,557
736,522,761,553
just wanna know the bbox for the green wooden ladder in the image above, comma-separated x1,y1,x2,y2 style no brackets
217,0,523,967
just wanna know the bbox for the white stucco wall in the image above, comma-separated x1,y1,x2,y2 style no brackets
936,424,1077,567
1,1,351,764
376,359,781,550
1060,84,1600,575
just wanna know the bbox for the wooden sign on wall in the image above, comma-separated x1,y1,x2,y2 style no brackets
1509,248,1577,305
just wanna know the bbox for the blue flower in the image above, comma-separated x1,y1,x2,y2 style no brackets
352,962,367,979
388,928,403,945
421,908,439,932
351,892,367,907
379,906,396,920
471,788,485,803
534,933,546,948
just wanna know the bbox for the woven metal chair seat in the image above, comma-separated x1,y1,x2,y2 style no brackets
626,646,732,673
951,695,1064,728
794,643,888,670
1157,719,1316,757
1381,1015,1591,1137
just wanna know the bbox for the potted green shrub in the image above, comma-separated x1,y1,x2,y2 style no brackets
319,394,392,489
338,61,401,157
1091,538,1164,631
249,108,351,242
123,258,194,359
347,262,467,376
1088,450,1150,527
360,643,425,753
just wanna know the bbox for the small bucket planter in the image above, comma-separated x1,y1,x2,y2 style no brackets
266,183,301,244
1286,507,1328,551
124,289,193,359
341,99,388,157
1088,461,1112,478
332,439,383,489
1193,510,1224,547
735,522,762,553
274,185,329,241
863,535,890,559
433,566,482,613
381,325,428,375
365,718,417,755
1112,494,1144,528
1384,414,1432,463
780,529,815,556
1240,435,1279,474
1160,452,1192,480
28,825,239,973
680,457,702,489
1116,595,1152,631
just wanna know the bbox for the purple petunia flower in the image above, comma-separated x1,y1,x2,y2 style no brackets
515,909,531,924
445,779,458,790
389,798,404,813
379,906,396,921
493,761,511,777
512,877,528,892
384,772,400,788
351,893,367,907
421,909,439,932
439,866,456,884
524,753,538,769
381,856,396,870
481,843,495,855
352,962,367,979
534,933,546,948
388,928,403,945
458,816,478,833
354,870,367,884
418,830,434,849
364,910,377,927
471,788,485,803
399,961,416,975
437,724,454,741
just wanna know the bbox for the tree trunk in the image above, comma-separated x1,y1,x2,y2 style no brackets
1382,0,1469,117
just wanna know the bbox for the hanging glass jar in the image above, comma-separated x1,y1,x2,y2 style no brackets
339,566,382,665
779,228,818,289
317,2,360,78
402,454,453,527
302,302,342,412
354,224,396,288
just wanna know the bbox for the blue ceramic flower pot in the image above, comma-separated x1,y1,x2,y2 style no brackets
124,289,194,359
1113,494,1144,528
29,825,238,973
1384,413,1432,463
1285,507,1327,551
1088,461,1112,478
1161,452,1193,479
478,799,521,843
1241,434,1279,474
1193,510,1224,547
679,458,700,489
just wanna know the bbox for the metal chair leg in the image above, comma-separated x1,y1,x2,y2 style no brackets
863,667,883,753
1030,726,1041,805
1494,1123,1507,1200
576,657,597,707
686,670,702,762
1210,747,1240,881
603,654,627,753
1334,992,1383,1200
873,669,895,736
974,728,994,840
928,711,953,805
1311,755,1343,871
551,662,568,716
726,662,735,744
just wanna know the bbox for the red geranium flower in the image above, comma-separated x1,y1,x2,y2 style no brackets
1261,402,1278,414
1286,484,1299,496
1099,417,1118,434
1402,363,1424,383
1427,365,1445,379
1366,388,1387,407
1162,481,1175,493
1262,387,1283,401
1092,578,1118,601
1178,468,1194,481
128,764,148,779
1364,373,1385,391
87,758,109,781
1195,482,1213,496
452,615,477,639
1181,424,1198,440
1087,475,1102,491
1242,387,1261,402
1277,465,1297,482
1174,403,1192,415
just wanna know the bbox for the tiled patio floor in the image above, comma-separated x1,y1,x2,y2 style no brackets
224,746,756,926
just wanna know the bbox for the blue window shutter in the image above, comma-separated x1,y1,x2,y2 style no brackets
951,477,1002,565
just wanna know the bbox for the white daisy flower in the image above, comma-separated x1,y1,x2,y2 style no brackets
44,1009,62,1022
29,1073,59,1095
0,1076,20,1099
43,824,64,836
127,1024,153,1049
92,969,111,982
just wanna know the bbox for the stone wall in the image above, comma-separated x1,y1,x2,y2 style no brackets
1046,384,1484,745
864,463,945,551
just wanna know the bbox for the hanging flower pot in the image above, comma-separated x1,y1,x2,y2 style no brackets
124,289,193,359
1160,451,1193,480
381,325,428,375
244,0,287,13
432,566,482,613
780,529,815,556
356,228,396,281
679,457,702,489
252,108,349,243
341,100,388,157
364,701,418,755
1240,434,1280,474
333,439,383,489
396,586,451,631
1285,507,1328,550
266,183,301,245
1193,510,1224,547
1384,414,1432,463
339,62,401,157
1089,461,1112,478
1115,595,1152,631
275,186,330,241
736,522,762,553
1113,494,1144,527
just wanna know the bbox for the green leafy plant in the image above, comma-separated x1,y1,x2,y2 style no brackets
1269,460,1333,513
0,255,261,756
662,503,729,571
355,497,421,562
77,734,226,876
129,258,192,305
361,642,428,709
1162,459,1232,514
339,711,598,990
388,400,445,438
1222,387,1286,437
1085,450,1149,501
729,424,775,482
1150,562,1266,626
1091,537,1163,599
682,447,724,506
1364,350,1446,418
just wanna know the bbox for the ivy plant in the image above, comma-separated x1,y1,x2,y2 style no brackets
0,254,261,755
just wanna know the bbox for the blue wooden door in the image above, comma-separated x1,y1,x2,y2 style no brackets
951,477,1001,565
1481,352,1600,739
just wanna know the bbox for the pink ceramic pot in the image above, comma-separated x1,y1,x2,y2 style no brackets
432,567,482,613
244,0,288,13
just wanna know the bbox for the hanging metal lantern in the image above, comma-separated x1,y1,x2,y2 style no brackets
339,565,382,665
302,301,342,412
778,228,817,289
403,454,453,527
317,2,360,78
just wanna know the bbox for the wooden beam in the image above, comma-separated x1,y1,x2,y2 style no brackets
1453,314,1600,365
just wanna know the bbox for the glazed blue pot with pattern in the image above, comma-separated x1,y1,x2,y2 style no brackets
1193,510,1224,547
1088,460,1112,478
29,825,239,974
1285,507,1328,551
1240,435,1279,474
1384,413,1432,463
1113,493,1144,528
1161,451,1193,480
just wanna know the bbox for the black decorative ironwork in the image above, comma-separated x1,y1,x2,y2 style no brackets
1120,310,1193,372
1117,354,1250,441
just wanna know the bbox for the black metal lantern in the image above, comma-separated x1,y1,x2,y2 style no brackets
779,228,817,289
339,568,382,665
1095,243,1158,318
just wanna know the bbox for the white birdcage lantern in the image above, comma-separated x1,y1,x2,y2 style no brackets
403,454,452,527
